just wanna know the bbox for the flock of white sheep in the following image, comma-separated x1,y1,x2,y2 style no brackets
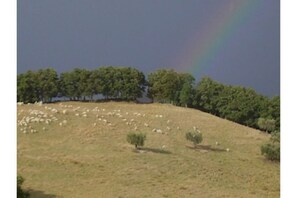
17,102,181,135
17,102,230,152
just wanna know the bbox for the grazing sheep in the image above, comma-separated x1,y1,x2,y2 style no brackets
161,145,166,150
152,128,157,132
62,110,67,114
62,120,67,124
93,123,97,126
59,122,63,126
215,141,219,146
42,127,46,131
156,129,162,133
167,120,171,124
226,148,230,152
166,126,171,131
177,126,180,130
144,123,149,127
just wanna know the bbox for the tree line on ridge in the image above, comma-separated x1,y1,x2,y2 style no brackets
17,66,280,132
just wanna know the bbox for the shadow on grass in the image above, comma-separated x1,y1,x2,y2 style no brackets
27,189,57,198
134,147,172,154
186,144,227,152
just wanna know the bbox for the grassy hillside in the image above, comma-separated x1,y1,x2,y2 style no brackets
17,102,280,198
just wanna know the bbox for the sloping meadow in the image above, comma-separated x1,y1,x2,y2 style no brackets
17,102,279,197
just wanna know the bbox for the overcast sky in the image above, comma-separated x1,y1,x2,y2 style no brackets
17,0,280,97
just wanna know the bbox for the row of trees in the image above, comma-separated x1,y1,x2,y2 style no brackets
17,67,145,103
17,67,280,132
147,71,280,131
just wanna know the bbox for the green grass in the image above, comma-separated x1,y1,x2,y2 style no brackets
17,102,279,197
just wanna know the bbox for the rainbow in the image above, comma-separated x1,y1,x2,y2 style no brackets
173,0,261,77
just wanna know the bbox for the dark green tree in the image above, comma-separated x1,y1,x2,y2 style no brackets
193,77,224,115
179,82,193,107
36,68,59,102
147,69,180,103
17,70,39,103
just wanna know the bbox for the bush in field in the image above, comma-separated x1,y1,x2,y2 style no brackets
257,118,276,133
185,131,203,147
261,132,280,161
17,175,30,198
127,132,146,149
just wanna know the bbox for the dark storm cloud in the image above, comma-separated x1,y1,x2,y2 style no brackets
17,0,279,96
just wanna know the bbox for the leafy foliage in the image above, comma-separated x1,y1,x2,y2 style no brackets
185,131,203,147
147,69,195,105
127,132,146,149
257,118,276,132
17,69,58,103
18,66,145,102
261,132,280,161
17,175,30,198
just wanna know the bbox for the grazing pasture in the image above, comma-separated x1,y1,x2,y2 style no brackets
17,102,279,197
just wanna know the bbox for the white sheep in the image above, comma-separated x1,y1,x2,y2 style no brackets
144,123,149,127
226,148,230,152
156,129,162,133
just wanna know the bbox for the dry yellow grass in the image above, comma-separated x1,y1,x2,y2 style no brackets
17,102,279,198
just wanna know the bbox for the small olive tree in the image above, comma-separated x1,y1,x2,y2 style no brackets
257,118,276,133
127,132,146,149
185,131,203,147
261,132,280,161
